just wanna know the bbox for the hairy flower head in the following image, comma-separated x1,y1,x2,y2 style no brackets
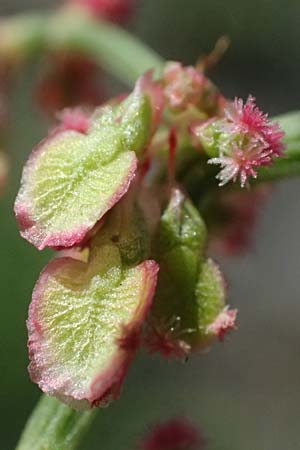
195,96,285,187
145,316,192,360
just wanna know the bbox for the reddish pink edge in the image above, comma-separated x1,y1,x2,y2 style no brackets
106,153,137,211
28,257,158,408
15,130,137,249
14,130,81,250
88,260,159,407
136,71,164,133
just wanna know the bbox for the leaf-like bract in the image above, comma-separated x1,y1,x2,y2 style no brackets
28,204,158,409
15,123,137,250
148,189,229,356
15,73,163,250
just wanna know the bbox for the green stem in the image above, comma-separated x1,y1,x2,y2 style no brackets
15,395,97,450
0,9,164,86
47,9,165,85
257,158,300,182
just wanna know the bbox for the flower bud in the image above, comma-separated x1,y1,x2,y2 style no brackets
145,189,236,358
163,62,224,117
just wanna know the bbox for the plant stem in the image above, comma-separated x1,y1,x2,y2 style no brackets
0,10,164,86
15,394,97,450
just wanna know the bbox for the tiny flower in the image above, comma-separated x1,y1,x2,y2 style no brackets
206,306,237,341
226,96,284,156
208,138,273,187
36,53,104,116
196,96,285,187
70,0,136,23
163,62,224,116
163,62,206,112
139,418,205,450
145,316,192,360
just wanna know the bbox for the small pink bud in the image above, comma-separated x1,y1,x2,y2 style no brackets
163,62,206,112
206,307,237,341
139,418,205,450
163,62,224,116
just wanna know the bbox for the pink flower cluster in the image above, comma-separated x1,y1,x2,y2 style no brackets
163,62,206,111
163,62,224,116
145,317,191,360
207,96,285,187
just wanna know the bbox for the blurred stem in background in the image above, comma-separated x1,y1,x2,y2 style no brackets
0,9,164,85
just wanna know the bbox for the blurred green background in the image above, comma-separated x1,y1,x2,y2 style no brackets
1,1,300,449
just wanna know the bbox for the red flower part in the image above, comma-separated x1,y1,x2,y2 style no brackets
163,62,206,111
208,139,274,187
168,127,177,183
145,317,191,360
56,108,92,134
36,53,105,116
206,307,237,341
139,418,205,450
208,97,285,187
72,0,136,23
